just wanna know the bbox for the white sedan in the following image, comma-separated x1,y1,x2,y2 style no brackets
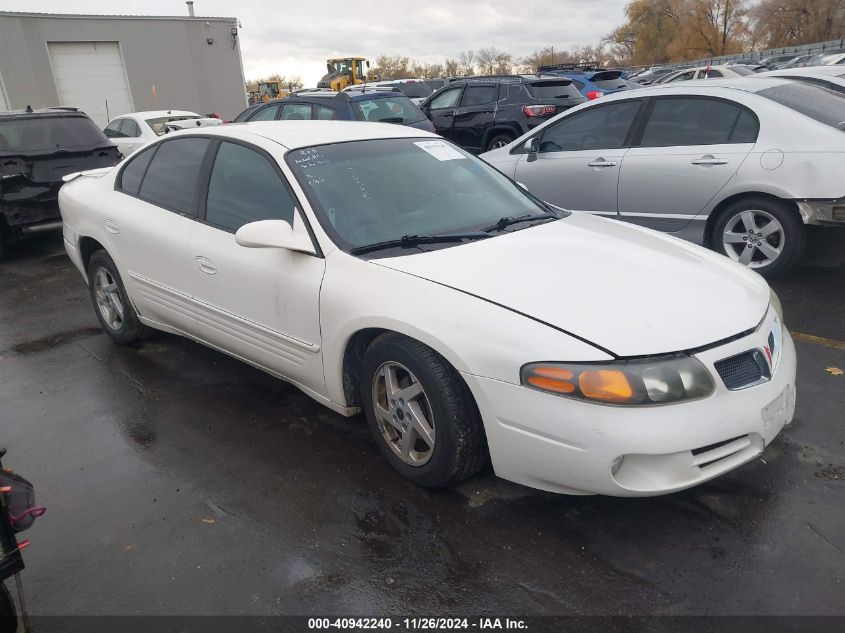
103,110,222,156
58,122,796,496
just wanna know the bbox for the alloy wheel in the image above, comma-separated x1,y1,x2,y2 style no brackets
722,209,785,269
371,361,436,466
94,267,125,331
490,139,509,150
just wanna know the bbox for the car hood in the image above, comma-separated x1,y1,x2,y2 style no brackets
374,213,770,357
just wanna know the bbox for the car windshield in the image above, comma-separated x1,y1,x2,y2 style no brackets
145,115,201,136
353,96,426,125
286,138,559,254
0,115,109,153
758,83,845,129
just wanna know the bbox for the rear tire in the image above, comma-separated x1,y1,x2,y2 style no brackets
486,133,514,152
712,196,805,277
87,250,151,345
360,333,488,488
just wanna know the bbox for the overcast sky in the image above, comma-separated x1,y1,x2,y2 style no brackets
1,0,627,86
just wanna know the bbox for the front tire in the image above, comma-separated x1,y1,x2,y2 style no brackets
713,196,805,276
360,333,488,488
87,250,151,345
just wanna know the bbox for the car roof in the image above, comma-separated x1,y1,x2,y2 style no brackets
121,110,200,119
760,65,845,78
0,107,87,118
192,120,437,150
639,76,793,94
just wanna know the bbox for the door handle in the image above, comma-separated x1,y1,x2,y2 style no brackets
104,219,119,234
588,159,617,167
691,156,728,166
194,256,217,275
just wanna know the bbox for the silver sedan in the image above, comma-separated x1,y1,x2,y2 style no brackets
481,77,845,276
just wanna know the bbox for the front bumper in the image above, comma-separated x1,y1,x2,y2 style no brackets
463,309,796,496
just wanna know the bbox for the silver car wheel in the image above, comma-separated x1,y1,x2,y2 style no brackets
94,267,125,331
490,139,509,150
722,209,785,269
372,361,436,467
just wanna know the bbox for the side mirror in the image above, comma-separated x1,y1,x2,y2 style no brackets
235,219,316,254
525,137,540,154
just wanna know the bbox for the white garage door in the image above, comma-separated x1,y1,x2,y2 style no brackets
48,41,133,127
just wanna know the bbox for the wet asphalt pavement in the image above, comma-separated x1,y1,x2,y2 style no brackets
1,231,843,617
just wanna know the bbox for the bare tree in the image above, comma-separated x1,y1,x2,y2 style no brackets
476,47,497,74
444,58,460,76
458,50,476,75
493,51,514,74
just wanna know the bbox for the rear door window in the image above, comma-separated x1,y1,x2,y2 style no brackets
280,103,312,120
461,85,497,106
248,104,281,121
205,141,296,231
354,96,426,124
539,100,642,152
121,119,142,137
138,138,210,216
640,98,759,146
315,105,335,120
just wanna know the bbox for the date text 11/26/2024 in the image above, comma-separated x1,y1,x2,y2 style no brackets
307,618,528,630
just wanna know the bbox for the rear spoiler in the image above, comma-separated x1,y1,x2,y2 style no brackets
62,167,113,183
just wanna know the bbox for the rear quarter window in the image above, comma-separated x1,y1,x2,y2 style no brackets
758,83,845,129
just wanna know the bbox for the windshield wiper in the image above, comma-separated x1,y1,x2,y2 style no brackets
482,213,557,233
350,232,491,256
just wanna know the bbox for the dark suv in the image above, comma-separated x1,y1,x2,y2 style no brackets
418,76,585,153
233,89,435,132
0,108,121,258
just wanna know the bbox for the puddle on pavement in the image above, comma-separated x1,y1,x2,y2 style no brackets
5,326,102,356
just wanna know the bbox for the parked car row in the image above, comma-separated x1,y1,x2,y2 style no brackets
480,76,845,277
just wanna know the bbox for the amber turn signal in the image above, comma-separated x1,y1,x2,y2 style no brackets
578,370,634,403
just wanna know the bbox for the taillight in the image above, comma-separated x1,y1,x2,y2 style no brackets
586,90,604,100
522,104,556,117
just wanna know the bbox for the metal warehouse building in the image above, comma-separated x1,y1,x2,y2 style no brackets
0,10,248,126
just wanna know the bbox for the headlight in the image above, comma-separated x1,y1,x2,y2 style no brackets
521,356,715,406
769,288,784,322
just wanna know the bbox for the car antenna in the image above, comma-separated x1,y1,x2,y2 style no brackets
25,105,33,112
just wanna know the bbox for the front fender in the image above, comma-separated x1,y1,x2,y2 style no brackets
319,251,611,407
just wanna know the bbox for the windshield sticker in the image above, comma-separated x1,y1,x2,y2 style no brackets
414,141,465,161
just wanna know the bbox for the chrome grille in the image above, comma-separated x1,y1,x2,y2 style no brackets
714,350,770,390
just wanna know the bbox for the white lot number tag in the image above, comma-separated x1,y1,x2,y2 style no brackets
414,140,465,161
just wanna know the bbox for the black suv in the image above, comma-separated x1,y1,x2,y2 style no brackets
233,89,435,132
0,108,121,257
418,76,585,153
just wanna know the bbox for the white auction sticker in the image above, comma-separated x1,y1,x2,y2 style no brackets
414,140,466,161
